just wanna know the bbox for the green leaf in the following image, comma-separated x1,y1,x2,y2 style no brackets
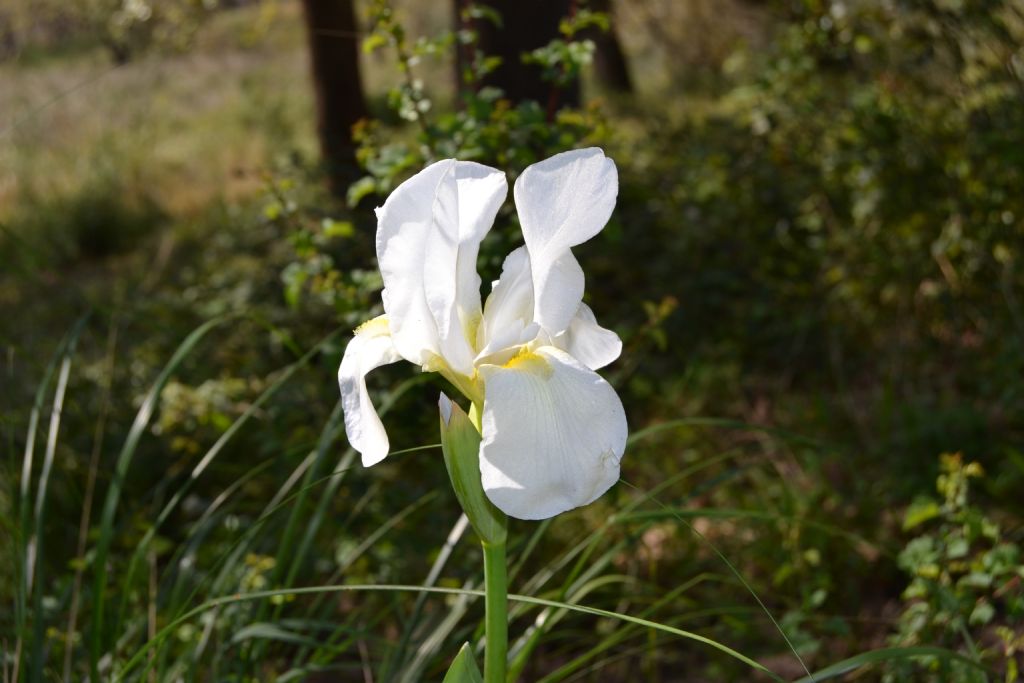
346,176,378,208
465,5,502,27
321,218,354,238
959,572,993,589
969,600,995,625
947,537,969,559
442,643,483,683
903,497,941,530
362,32,387,54
280,262,307,309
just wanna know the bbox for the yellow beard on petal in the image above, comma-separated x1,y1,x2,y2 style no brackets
502,348,553,379
354,315,390,338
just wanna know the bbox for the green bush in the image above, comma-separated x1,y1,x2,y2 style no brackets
889,453,1024,682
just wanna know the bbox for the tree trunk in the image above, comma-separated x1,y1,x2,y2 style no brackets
301,0,368,198
589,0,633,93
459,0,580,110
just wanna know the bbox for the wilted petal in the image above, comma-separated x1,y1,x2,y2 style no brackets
376,159,507,374
338,316,403,467
514,148,618,334
478,346,626,519
554,303,622,370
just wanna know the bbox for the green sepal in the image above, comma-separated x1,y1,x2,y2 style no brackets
442,642,484,683
439,393,508,545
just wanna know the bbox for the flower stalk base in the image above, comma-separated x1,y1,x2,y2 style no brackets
482,540,508,683
439,394,510,681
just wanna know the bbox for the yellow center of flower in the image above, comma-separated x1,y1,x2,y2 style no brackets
502,348,552,378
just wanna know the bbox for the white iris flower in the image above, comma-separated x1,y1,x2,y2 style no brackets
338,148,627,520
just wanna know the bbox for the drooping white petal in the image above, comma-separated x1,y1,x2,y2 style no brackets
478,346,626,520
554,303,622,370
338,316,403,467
376,159,507,374
513,148,618,334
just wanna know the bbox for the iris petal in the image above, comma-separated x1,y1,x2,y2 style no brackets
555,303,622,371
478,246,534,356
478,346,627,520
376,159,507,374
338,316,403,466
513,148,618,335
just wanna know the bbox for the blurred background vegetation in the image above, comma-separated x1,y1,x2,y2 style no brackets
2,0,1023,680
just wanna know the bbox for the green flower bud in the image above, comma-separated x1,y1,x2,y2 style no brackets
439,393,507,546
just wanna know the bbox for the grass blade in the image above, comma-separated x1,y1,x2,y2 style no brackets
535,575,737,683
15,332,67,597
626,417,830,452
620,477,815,681
791,646,992,682
113,328,344,650
117,584,783,681
89,315,231,680
613,507,887,559
27,314,88,682
64,311,119,680
393,513,471,682
12,315,82,682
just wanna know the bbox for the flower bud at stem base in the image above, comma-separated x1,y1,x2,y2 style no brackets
438,394,507,545
439,393,509,683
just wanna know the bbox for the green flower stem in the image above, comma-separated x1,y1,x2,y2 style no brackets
482,538,508,683
439,395,510,682
470,401,509,683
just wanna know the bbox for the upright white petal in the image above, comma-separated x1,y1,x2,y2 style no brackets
338,316,403,467
376,159,507,374
424,162,507,374
554,303,622,370
477,246,534,359
376,161,447,366
478,346,626,520
514,148,618,334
